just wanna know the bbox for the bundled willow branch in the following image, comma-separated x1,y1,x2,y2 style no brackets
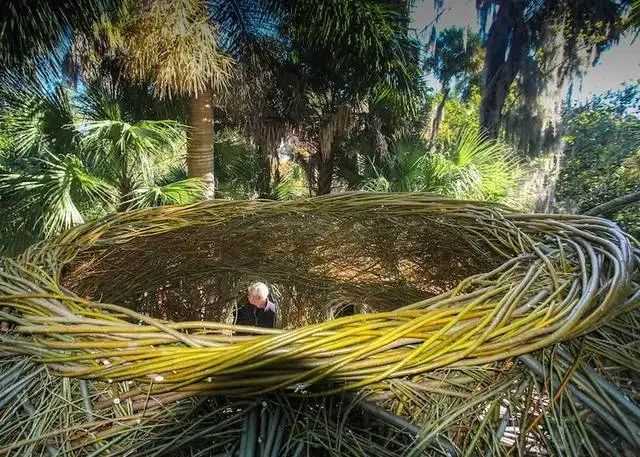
0,192,637,407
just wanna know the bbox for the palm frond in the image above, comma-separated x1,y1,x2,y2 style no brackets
125,178,205,209
78,118,184,191
271,162,307,200
156,163,189,186
210,0,286,59
291,0,424,102
213,129,260,198
426,128,522,203
0,0,117,69
0,75,76,158
123,0,234,98
77,84,124,122
0,154,117,240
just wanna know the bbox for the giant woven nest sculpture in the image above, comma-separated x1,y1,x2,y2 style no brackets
1,192,639,455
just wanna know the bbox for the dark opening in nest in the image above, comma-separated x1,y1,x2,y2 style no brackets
61,209,503,327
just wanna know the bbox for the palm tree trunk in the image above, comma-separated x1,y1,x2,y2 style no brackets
316,151,334,195
117,177,133,212
187,87,215,199
258,145,273,199
428,86,450,146
315,104,352,196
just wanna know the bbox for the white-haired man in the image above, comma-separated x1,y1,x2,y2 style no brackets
233,282,276,328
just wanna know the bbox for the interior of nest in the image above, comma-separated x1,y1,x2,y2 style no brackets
60,210,506,328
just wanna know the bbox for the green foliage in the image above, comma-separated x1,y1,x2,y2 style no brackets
213,129,260,199
424,27,483,92
127,178,205,209
213,129,308,201
289,0,422,100
0,0,117,69
78,118,184,195
427,129,521,203
345,128,521,204
357,138,432,193
0,79,202,255
0,78,76,158
557,83,640,235
272,161,308,201
287,0,424,195
437,86,482,143
0,154,117,252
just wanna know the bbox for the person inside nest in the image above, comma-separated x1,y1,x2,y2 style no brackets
233,282,277,328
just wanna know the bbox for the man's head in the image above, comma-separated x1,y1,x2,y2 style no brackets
247,282,269,308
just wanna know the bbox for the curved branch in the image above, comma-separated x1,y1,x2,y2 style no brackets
582,190,640,217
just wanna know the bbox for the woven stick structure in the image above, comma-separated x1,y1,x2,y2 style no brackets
1,192,638,407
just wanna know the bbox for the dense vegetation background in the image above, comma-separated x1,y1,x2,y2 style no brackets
0,0,639,253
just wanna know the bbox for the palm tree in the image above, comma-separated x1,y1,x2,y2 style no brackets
3,0,424,199
349,129,521,204
77,93,187,210
424,27,483,145
0,0,117,70
288,0,424,195
121,0,233,199
76,0,293,199
209,0,295,198
0,76,201,254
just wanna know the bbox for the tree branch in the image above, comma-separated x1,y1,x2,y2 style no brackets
582,190,640,217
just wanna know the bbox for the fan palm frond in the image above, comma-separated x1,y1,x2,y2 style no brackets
0,75,76,158
427,128,521,203
77,84,124,122
0,154,117,239
78,118,184,191
126,178,205,209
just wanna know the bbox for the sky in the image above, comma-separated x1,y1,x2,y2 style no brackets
411,0,640,101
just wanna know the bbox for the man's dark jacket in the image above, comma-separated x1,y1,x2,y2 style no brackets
234,301,275,328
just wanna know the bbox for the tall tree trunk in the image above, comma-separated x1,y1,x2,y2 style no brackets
117,158,134,212
316,150,334,195
187,87,215,199
507,19,568,213
504,18,566,158
428,86,450,146
479,0,527,138
315,104,353,196
258,145,273,199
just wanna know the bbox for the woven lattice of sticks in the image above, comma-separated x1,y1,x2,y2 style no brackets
0,192,638,402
